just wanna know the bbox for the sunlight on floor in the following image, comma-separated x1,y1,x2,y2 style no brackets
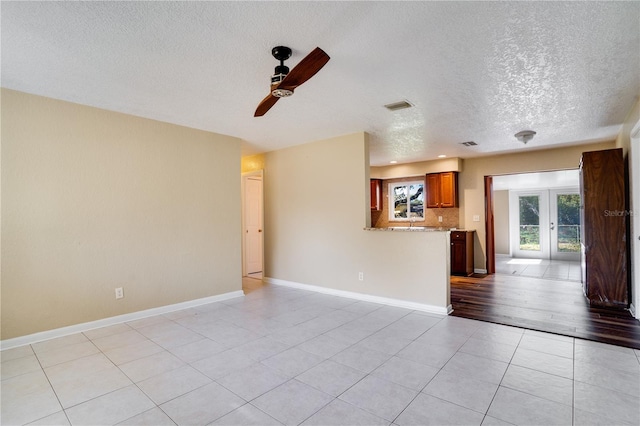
496,255,581,281
507,259,543,265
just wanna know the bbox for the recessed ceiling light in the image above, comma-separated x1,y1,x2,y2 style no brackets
389,160,398,164
438,155,447,158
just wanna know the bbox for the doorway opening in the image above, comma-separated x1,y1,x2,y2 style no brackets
493,170,581,281
451,168,640,348
242,171,264,286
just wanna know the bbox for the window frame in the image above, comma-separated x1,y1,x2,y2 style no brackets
388,180,425,221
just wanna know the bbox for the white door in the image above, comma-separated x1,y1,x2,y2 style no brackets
549,189,581,261
510,191,550,259
243,175,263,275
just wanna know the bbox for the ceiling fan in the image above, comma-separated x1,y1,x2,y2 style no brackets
254,46,330,117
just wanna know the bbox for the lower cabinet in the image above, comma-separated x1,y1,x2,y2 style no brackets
451,230,474,276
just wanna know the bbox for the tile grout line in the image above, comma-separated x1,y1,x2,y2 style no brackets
389,322,480,424
112,293,401,425
572,338,576,426
206,302,447,425
8,285,636,425
26,343,73,426
480,328,527,424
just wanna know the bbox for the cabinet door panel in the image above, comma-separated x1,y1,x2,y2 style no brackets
440,172,458,208
426,172,458,208
451,240,466,274
370,179,382,211
426,174,441,208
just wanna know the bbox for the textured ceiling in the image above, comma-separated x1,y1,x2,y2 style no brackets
2,1,639,166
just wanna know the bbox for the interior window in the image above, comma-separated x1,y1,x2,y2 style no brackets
389,181,424,220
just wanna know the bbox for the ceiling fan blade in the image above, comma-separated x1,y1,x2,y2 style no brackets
254,92,280,117
279,47,330,90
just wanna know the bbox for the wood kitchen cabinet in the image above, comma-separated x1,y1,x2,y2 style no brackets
370,179,382,211
426,172,458,208
451,230,474,276
580,148,628,309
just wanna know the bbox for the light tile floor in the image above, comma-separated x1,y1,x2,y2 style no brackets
2,284,639,426
495,255,582,281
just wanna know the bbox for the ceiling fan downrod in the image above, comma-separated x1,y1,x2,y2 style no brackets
271,46,291,86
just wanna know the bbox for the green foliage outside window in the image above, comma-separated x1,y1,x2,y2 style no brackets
519,196,540,250
518,194,581,252
557,194,580,252
393,183,424,219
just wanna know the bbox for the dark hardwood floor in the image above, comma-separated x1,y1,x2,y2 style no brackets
450,273,640,350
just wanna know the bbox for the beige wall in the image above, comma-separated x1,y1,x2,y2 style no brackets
493,190,510,254
371,157,462,179
264,132,450,309
459,141,616,269
615,97,640,315
241,154,265,174
1,89,242,339
616,98,640,155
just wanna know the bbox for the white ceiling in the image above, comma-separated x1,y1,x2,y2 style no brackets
2,1,639,166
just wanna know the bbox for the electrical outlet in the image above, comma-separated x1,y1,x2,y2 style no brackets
438,216,443,222
115,287,124,299
473,215,480,222
358,272,364,281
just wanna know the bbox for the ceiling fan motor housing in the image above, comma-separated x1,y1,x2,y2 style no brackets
270,72,293,97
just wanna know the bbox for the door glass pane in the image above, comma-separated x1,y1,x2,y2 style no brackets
557,194,581,252
519,195,540,251
408,184,424,218
393,186,408,218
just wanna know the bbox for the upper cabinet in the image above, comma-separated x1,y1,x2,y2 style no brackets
426,172,458,208
370,179,382,211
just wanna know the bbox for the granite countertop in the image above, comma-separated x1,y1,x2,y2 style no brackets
364,227,449,232
363,227,475,232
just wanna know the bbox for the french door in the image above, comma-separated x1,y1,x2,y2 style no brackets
549,189,580,261
511,191,549,259
510,189,580,260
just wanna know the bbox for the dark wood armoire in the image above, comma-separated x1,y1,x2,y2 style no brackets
579,148,628,309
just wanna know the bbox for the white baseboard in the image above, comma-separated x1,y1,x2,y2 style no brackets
630,303,637,319
474,268,488,274
265,277,452,316
0,290,244,351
